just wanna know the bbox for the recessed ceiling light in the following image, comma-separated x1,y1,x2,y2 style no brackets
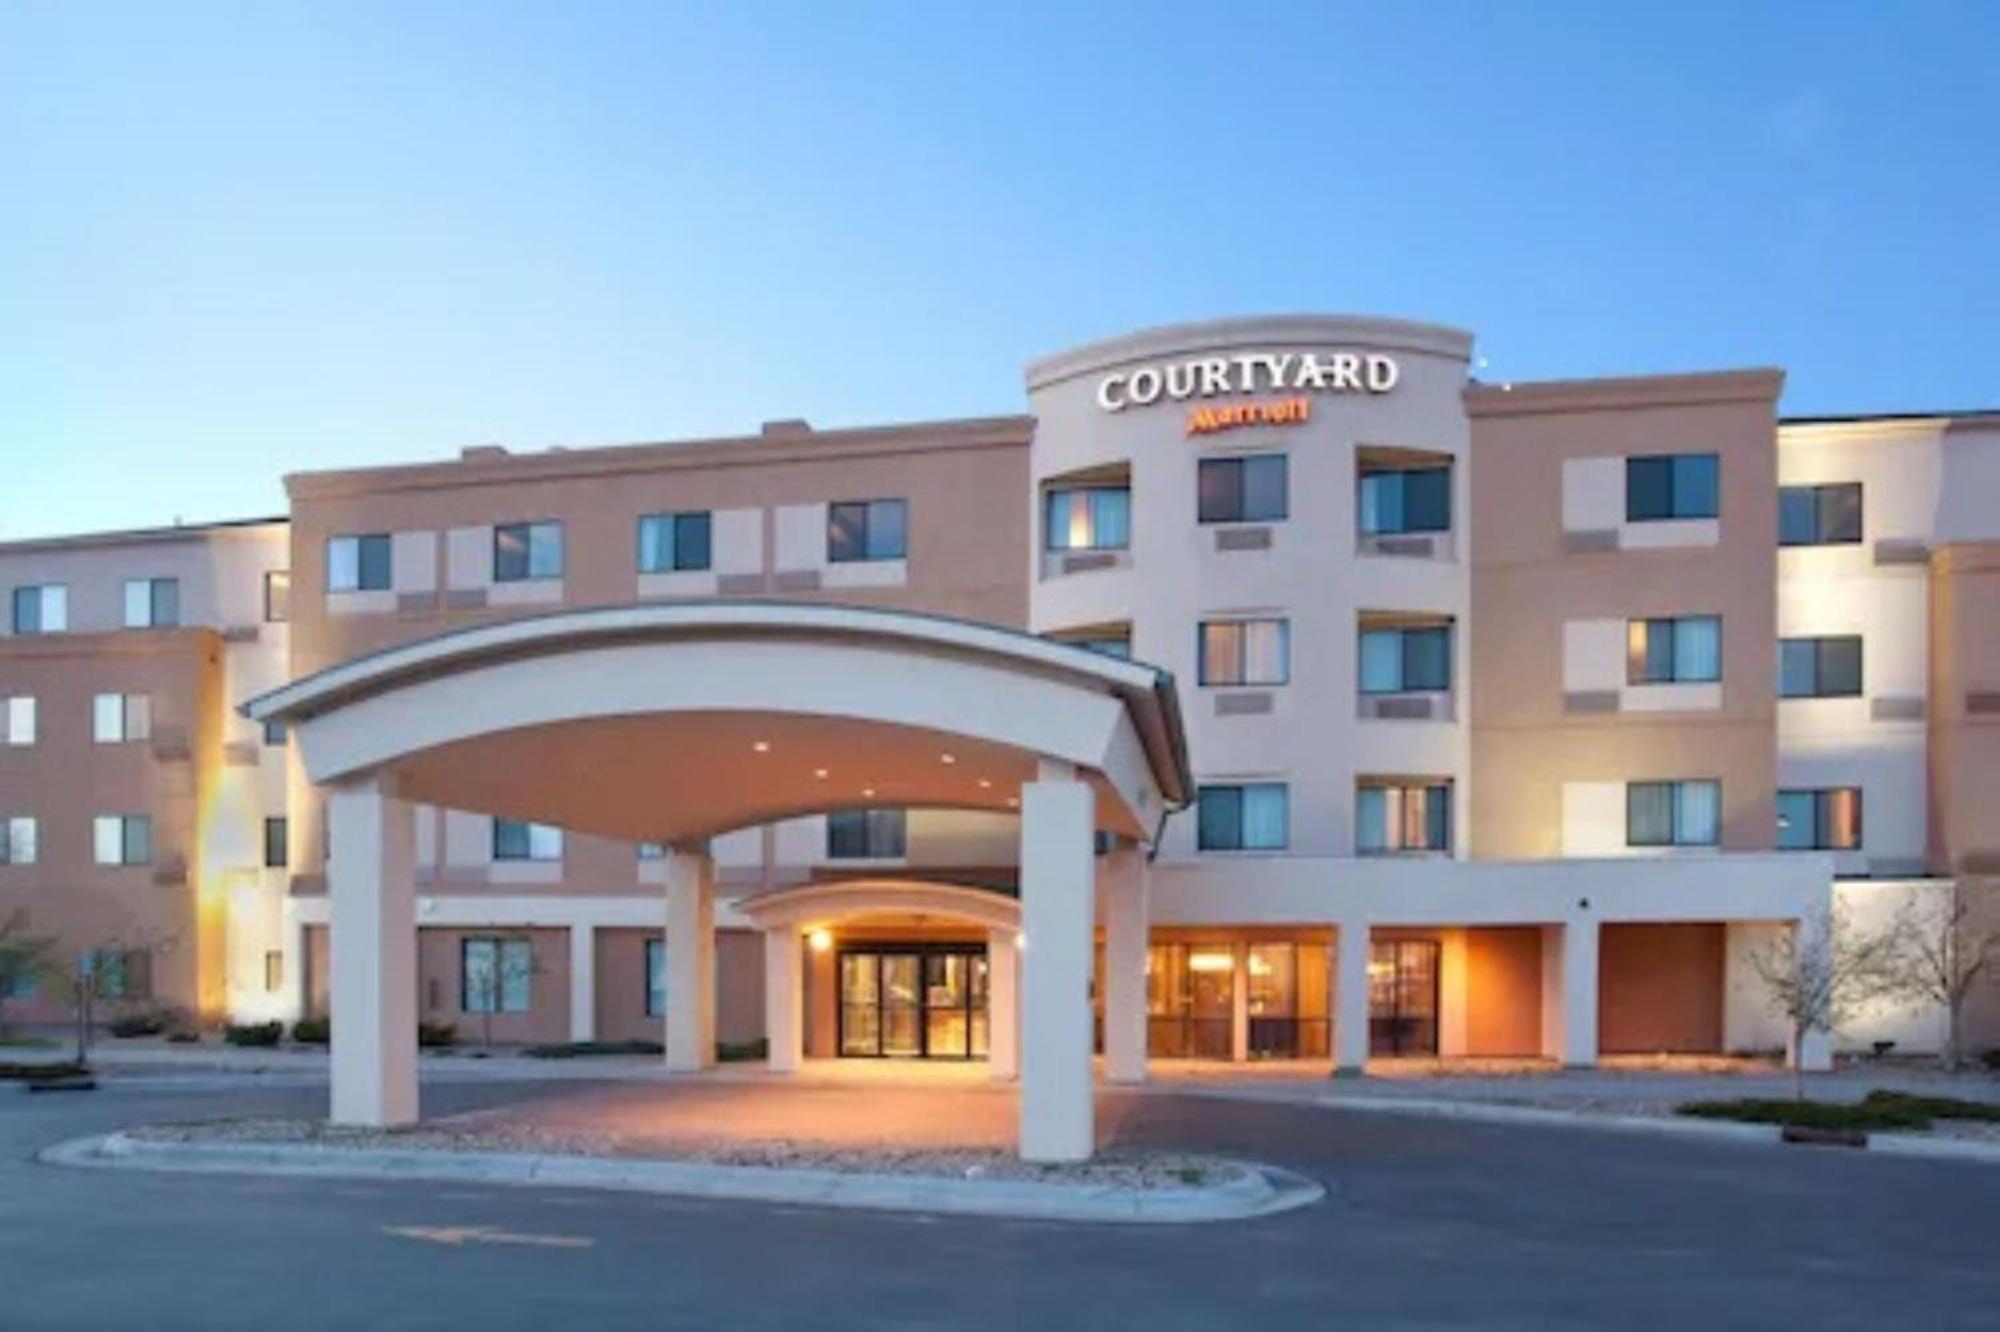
940,752,956,765
977,778,992,789
813,768,829,779
862,787,876,798
752,740,771,753
1006,796,1019,808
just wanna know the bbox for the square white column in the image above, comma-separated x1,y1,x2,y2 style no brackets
568,923,595,1043
1550,919,1599,1068
1101,846,1149,1084
764,927,802,1073
664,845,716,1073
1018,762,1094,1163
1334,922,1370,1074
327,776,417,1126
987,927,1019,1081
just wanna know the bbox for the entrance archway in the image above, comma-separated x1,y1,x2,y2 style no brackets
246,601,1189,1161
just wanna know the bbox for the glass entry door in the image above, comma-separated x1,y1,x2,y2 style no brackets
1368,940,1441,1056
839,946,988,1059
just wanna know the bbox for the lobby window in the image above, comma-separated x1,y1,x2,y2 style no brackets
1197,455,1288,524
87,949,150,1001
263,817,288,869
645,938,666,1016
828,499,907,563
1626,616,1721,684
495,521,564,582
326,535,391,593
1,816,38,865
263,570,291,623
1198,618,1289,687
1780,483,1863,547
827,809,906,860
4,696,35,746
93,814,153,866
1359,626,1451,694
1626,780,1720,848
1626,454,1719,522
493,819,563,862
461,937,533,1014
637,511,712,573
1196,783,1288,852
123,577,180,629
1779,636,1863,699
1044,487,1130,552
1359,467,1451,535
92,693,151,744
1777,788,1863,852
1356,781,1451,854
10,585,67,635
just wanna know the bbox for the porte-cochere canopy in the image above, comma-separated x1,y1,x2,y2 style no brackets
246,600,1192,841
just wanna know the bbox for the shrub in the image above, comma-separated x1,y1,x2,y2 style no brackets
291,1017,331,1045
1860,1089,2000,1124
0,1060,89,1082
1982,1049,2000,1073
417,1022,457,1049
524,1038,663,1059
166,1030,200,1044
223,1020,284,1048
1677,1096,1931,1132
716,1037,769,1063
107,1009,171,1039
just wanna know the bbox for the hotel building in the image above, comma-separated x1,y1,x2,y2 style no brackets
4,314,1997,1113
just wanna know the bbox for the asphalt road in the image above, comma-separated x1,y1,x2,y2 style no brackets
2,1077,1997,1331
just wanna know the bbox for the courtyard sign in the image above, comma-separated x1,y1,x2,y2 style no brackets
1095,350,1400,413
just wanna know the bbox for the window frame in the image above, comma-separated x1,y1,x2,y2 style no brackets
326,534,392,593
1196,455,1289,525
1195,782,1289,852
1358,466,1452,536
1626,615,1723,685
492,819,563,863
493,520,565,583
827,499,909,564
1,815,38,866
1196,617,1291,688
4,696,35,747
263,570,291,622
1779,482,1863,547
460,936,533,1014
10,584,68,635
1777,787,1864,852
93,813,152,866
1355,781,1452,854
123,577,180,629
636,511,714,574
1626,453,1720,522
826,808,907,860
263,816,289,869
1625,780,1721,849
1358,625,1452,695
645,938,667,1017
1042,486,1132,553
1778,635,1864,699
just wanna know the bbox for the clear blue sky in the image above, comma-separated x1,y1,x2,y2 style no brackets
3,1,1994,540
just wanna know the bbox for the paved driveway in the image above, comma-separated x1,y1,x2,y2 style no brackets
3,1073,1999,1330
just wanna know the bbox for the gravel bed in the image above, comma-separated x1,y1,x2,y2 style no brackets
126,1119,1244,1189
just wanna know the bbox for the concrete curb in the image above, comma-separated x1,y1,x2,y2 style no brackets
39,1132,1325,1225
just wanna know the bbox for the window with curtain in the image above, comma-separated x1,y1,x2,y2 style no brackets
828,499,908,562
1626,453,1719,521
1043,487,1131,552
1626,616,1722,684
1197,455,1288,523
1778,636,1863,698
1196,783,1288,851
1358,467,1451,535
1627,780,1721,847
1777,788,1863,851
1197,618,1289,686
1356,782,1452,853
1779,483,1863,546
1358,626,1451,694
637,511,713,572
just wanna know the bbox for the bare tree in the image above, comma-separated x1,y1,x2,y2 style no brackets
0,910,56,1035
1745,904,1902,1099
461,935,541,1048
59,922,181,1064
1884,879,2000,1070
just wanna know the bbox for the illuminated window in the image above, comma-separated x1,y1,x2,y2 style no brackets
1198,618,1289,686
494,521,564,582
1357,782,1451,854
637,512,712,572
1777,788,1862,851
1044,488,1130,552
1627,616,1721,684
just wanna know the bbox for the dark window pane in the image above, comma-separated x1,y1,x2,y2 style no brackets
358,535,392,590
1642,620,1675,683
1818,637,1863,696
152,579,179,627
11,588,35,634
1402,468,1451,532
676,512,712,571
1196,786,1244,851
827,503,868,562
1778,639,1818,697
1673,454,1720,519
1242,456,1288,521
1779,487,1818,546
264,817,288,868
1402,627,1451,691
1426,785,1452,851
1627,783,1674,846
1626,457,1674,521
494,525,528,581
1821,483,1863,543
493,819,529,860
1197,459,1243,523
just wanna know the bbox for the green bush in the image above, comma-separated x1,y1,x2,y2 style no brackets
716,1037,769,1063
417,1021,457,1048
0,1060,89,1082
524,1038,663,1059
291,1017,331,1045
1678,1096,1931,1132
107,1009,172,1039
223,1020,284,1048
1982,1049,2000,1073
166,1030,200,1044
1859,1089,2000,1124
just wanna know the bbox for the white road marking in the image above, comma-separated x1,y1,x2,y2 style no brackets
385,1225,595,1250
